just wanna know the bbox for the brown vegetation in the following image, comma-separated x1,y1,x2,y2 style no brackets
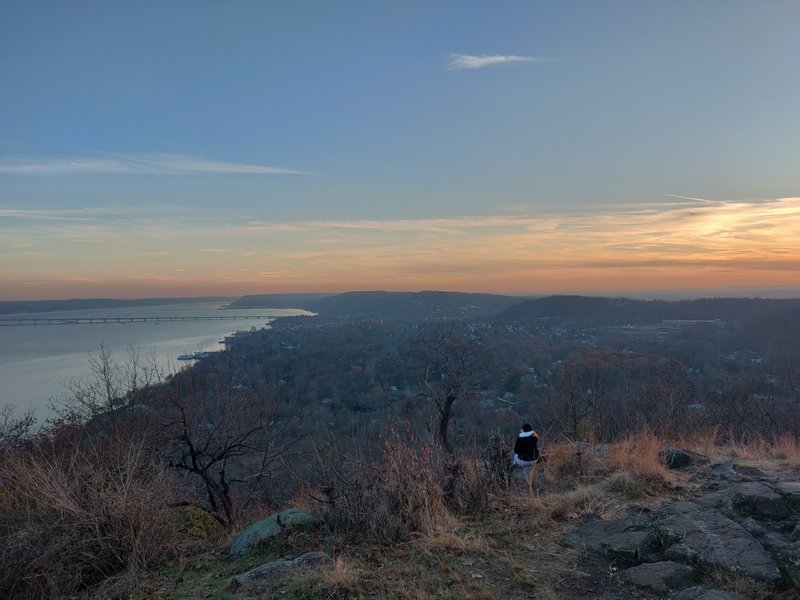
0,434,188,599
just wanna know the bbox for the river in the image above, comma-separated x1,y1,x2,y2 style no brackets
0,299,307,418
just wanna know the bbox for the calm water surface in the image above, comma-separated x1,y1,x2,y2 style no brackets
0,300,306,417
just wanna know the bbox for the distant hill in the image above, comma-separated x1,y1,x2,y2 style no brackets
497,295,800,327
230,291,524,320
307,291,524,320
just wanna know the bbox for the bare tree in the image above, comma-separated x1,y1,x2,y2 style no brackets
410,325,483,452
158,358,290,526
0,404,36,452
56,344,164,420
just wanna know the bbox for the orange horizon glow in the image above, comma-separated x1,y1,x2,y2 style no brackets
3,196,800,302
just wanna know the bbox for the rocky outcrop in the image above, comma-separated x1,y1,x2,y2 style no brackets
228,508,318,557
654,507,782,583
731,481,793,519
565,515,657,567
566,471,800,595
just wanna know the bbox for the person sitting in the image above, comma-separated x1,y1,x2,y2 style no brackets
513,423,540,466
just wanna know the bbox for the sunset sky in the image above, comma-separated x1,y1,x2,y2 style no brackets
2,2,799,301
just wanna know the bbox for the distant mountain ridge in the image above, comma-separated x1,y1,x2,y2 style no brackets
496,294,800,327
228,291,524,320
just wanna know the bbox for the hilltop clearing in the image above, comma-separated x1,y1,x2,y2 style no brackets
133,433,800,600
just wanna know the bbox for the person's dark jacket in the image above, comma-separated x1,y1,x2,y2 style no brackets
514,431,539,462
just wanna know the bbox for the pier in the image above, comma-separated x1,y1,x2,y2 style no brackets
0,315,272,326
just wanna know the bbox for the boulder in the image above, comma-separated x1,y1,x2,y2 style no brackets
621,561,698,595
228,508,318,557
659,447,709,469
709,463,739,481
565,516,656,566
732,465,767,479
673,586,744,600
653,509,782,583
231,551,332,587
731,482,793,520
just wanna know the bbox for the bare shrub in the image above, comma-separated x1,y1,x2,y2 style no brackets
534,440,597,493
0,438,185,599
315,431,457,543
0,404,36,452
483,428,512,488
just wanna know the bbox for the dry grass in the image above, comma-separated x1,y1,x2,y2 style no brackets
606,430,671,482
316,436,459,543
415,529,491,556
0,438,186,599
675,427,800,468
316,555,361,596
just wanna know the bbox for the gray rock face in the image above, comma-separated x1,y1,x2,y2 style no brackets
568,504,785,586
228,508,318,557
621,561,698,595
567,468,800,596
673,586,744,600
731,481,793,519
565,516,657,566
653,508,782,583
231,551,332,586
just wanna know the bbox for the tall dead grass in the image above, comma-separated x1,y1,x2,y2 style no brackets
677,426,800,466
316,435,455,542
315,430,502,543
0,438,185,599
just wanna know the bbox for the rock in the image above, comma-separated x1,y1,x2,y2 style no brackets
775,481,800,512
228,508,318,557
731,482,793,520
694,489,731,510
792,521,800,542
673,585,744,600
565,516,656,566
622,561,698,595
659,447,709,469
764,541,800,588
738,517,767,539
710,463,739,480
653,509,782,583
654,502,702,516
732,465,767,479
231,551,332,587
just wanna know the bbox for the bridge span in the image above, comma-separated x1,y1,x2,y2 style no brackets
0,315,272,326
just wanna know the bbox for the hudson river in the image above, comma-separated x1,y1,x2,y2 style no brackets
0,300,307,418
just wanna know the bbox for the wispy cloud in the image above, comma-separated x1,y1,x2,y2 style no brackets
0,154,304,175
445,53,538,70
0,205,195,221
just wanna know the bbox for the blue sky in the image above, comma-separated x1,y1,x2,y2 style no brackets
2,1,800,299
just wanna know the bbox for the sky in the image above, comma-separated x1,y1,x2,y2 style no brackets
2,1,800,301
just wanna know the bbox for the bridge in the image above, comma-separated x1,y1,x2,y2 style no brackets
0,315,273,326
